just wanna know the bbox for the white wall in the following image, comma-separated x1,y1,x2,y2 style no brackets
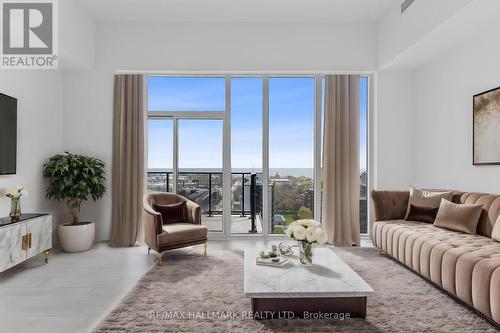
412,25,500,194
378,0,500,71
0,0,93,244
63,21,378,241
94,21,377,71
373,70,414,189
378,0,472,69
0,71,64,235
59,0,95,70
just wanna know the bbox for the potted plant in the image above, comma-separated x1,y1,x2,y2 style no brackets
43,152,106,252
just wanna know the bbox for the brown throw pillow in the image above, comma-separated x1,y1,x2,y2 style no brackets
433,199,483,234
492,215,500,242
405,187,454,219
154,201,187,225
405,204,439,223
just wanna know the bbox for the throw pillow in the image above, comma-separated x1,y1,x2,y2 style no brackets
492,215,500,242
154,201,187,225
433,199,483,234
405,187,454,218
405,204,439,223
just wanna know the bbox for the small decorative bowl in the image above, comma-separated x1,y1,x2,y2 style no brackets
260,251,270,259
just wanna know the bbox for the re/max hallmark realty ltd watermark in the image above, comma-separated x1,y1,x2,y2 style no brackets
149,310,352,321
1,0,58,69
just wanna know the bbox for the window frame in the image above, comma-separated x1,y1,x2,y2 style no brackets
146,74,370,238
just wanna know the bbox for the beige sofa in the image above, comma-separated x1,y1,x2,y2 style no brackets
371,190,500,326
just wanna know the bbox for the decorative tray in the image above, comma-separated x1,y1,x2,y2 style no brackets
255,256,288,268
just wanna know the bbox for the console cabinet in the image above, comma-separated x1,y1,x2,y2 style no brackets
0,214,52,272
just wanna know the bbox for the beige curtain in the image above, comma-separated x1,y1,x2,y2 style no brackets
110,74,145,247
322,75,360,247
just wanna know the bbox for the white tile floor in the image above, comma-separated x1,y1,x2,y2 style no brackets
0,243,155,333
0,238,373,333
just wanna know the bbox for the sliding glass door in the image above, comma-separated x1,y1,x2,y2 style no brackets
147,119,174,192
231,77,263,234
177,119,224,231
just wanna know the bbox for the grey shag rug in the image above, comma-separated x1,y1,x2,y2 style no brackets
94,247,498,332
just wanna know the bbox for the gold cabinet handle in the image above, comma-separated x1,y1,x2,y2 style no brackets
28,233,32,248
21,235,27,251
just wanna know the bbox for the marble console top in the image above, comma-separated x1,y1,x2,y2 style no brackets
244,248,374,298
0,213,47,228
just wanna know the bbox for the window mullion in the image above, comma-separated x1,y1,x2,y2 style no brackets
222,75,232,236
314,75,323,223
262,75,270,237
172,117,178,193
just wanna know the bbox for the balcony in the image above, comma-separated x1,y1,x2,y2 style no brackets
147,171,262,233
147,171,368,234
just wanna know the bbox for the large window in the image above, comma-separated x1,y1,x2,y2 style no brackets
177,119,224,231
148,77,225,111
359,77,368,234
147,75,369,236
147,76,226,232
147,119,173,192
231,77,263,234
269,77,315,234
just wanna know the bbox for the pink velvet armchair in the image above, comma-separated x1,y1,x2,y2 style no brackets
143,192,208,264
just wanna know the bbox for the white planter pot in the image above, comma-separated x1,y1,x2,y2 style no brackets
58,222,95,253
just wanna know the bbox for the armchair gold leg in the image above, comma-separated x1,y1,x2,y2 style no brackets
204,241,208,256
44,251,49,264
156,251,165,265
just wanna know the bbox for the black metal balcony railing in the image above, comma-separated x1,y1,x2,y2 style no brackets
147,171,260,233
147,171,368,234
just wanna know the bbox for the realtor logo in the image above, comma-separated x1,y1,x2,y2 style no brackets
1,0,58,69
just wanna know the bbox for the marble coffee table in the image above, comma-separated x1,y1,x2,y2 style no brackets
244,247,374,319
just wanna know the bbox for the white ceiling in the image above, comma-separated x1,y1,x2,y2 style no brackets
76,0,399,23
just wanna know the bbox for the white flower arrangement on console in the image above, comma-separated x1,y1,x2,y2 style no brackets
0,186,28,221
285,219,327,265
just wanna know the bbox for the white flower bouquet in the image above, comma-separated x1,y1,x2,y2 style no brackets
0,186,27,221
0,186,28,199
285,219,327,265
285,219,327,245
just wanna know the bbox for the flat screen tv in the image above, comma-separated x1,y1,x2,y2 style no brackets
0,93,17,175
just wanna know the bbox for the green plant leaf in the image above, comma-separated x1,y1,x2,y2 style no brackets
42,152,107,223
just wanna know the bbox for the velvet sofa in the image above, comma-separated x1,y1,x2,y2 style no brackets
371,190,500,326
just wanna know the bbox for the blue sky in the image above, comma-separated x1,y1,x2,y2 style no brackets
148,76,367,172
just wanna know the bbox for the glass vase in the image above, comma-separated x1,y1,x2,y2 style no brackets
299,241,313,266
9,197,21,221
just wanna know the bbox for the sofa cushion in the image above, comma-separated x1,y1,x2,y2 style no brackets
406,204,439,223
405,187,454,218
159,223,207,245
371,190,410,221
434,199,483,234
154,201,187,224
492,215,500,242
